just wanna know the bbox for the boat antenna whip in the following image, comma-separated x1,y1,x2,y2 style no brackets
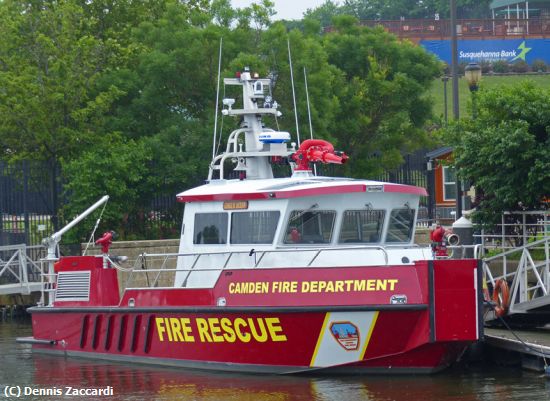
303,67,316,175
212,37,223,161
287,38,301,146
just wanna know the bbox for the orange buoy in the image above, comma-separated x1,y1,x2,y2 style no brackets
492,279,510,317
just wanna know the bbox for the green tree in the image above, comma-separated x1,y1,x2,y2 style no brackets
443,81,550,222
305,0,493,24
322,16,441,176
61,134,150,241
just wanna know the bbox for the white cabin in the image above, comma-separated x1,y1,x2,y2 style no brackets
173,69,432,288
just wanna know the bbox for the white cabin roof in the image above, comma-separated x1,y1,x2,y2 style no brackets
177,176,427,203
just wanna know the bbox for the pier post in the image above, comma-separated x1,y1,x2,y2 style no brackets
453,216,474,258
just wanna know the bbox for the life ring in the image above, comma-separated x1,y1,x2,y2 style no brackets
492,279,510,317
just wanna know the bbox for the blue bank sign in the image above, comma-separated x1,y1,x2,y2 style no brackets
420,39,550,64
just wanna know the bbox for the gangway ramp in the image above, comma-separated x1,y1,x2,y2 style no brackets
0,244,44,296
482,211,550,328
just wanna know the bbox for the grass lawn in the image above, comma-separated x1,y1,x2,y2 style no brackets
429,74,550,121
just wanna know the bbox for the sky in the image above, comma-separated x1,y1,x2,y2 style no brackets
231,0,333,21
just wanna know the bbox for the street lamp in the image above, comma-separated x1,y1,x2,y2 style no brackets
456,62,482,216
464,62,482,119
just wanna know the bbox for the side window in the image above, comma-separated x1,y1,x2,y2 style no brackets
386,208,415,243
194,213,228,244
443,166,457,201
284,210,336,244
231,211,280,244
339,210,385,244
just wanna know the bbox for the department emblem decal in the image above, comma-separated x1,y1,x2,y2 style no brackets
330,322,360,351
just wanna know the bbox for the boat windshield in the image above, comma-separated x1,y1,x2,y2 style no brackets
230,211,280,244
284,210,336,244
385,208,415,243
339,210,385,244
194,213,228,244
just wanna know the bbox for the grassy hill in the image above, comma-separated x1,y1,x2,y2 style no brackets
429,74,550,121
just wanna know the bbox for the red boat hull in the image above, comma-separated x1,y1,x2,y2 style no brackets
25,257,482,374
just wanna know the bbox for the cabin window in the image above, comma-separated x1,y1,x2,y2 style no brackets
284,210,336,244
339,210,385,244
194,213,228,244
443,166,457,201
385,208,415,243
230,211,280,244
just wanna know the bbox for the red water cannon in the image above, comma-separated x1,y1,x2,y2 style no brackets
95,231,115,254
429,225,459,257
292,139,349,171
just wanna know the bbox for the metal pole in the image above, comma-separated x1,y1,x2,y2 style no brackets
23,161,29,245
442,76,449,125
212,37,223,161
450,0,460,121
287,38,301,146
450,0,462,219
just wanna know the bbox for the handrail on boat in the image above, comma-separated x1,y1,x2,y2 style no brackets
138,245,390,267
120,245,393,289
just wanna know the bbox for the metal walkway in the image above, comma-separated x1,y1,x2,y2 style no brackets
480,211,550,327
0,244,44,296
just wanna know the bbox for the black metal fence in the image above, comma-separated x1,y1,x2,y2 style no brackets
0,160,59,246
0,160,183,247
373,149,434,224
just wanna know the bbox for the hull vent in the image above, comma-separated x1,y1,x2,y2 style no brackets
55,271,91,302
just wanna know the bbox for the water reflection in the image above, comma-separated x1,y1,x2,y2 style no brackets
2,320,549,401
32,356,475,401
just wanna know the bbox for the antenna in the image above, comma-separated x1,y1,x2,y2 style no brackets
212,37,223,161
287,38,301,146
303,67,314,140
303,67,317,175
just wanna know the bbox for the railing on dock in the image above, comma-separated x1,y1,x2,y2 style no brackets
476,211,550,317
0,244,45,296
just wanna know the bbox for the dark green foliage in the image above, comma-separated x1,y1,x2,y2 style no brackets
511,60,529,73
531,59,547,73
442,82,550,223
0,0,442,241
480,60,492,74
305,0,493,21
492,60,509,73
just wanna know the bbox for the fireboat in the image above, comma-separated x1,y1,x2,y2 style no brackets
19,69,482,374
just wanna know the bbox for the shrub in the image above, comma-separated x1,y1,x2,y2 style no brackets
480,60,492,74
531,59,547,72
492,60,509,73
511,60,529,73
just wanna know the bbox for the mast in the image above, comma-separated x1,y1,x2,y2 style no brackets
209,68,292,181
208,69,347,182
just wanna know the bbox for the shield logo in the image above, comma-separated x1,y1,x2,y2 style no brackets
330,322,360,351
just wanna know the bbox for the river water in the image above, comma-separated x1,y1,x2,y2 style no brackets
1,319,549,401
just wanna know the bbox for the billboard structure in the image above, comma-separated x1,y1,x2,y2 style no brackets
420,38,550,64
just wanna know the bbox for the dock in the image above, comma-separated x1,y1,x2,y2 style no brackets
484,327,550,371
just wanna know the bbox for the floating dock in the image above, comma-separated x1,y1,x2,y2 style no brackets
484,327,550,371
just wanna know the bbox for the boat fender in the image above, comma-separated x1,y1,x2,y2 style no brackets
492,279,510,317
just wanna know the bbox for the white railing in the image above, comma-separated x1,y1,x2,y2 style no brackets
482,237,550,312
0,244,45,296
476,211,550,314
121,245,405,289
